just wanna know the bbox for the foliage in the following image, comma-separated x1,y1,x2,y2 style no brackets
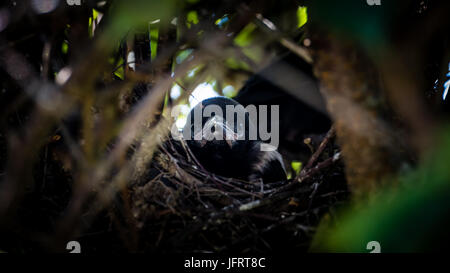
0,0,449,253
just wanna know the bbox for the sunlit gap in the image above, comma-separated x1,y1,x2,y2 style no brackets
170,82,219,129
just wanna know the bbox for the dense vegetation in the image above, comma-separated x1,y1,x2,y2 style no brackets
0,0,449,253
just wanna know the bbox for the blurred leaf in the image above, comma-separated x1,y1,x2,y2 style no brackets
150,25,159,61
224,57,250,71
311,127,450,252
291,161,302,175
61,40,68,54
241,46,264,64
89,16,93,38
186,10,199,28
297,6,308,28
105,0,177,43
307,0,404,48
114,67,124,80
234,23,257,47
113,57,125,79
93,9,99,21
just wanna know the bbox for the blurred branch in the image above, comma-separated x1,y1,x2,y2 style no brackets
310,30,410,198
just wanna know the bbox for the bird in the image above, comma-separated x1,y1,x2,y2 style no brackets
182,97,287,183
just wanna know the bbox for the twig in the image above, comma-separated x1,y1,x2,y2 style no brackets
297,152,341,183
303,126,336,170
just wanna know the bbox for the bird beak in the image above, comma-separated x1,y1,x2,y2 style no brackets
226,139,233,148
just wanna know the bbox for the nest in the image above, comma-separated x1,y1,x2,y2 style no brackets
1,124,347,253
127,129,349,253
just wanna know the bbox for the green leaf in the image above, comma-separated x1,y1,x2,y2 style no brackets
234,23,257,47
186,10,199,28
291,161,302,175
297,6,308,28
150,26,159,61
61,40,69,54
